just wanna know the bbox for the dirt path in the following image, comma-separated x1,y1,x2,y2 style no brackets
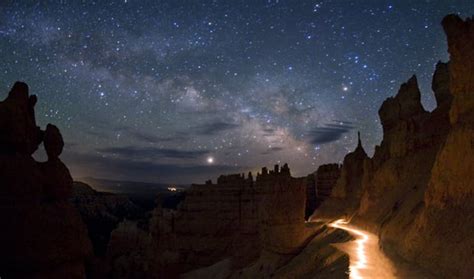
328,219,434,279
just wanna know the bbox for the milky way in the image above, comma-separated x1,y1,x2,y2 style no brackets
1,1,473,183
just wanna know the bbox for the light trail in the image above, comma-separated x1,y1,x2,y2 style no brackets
329,219,396,279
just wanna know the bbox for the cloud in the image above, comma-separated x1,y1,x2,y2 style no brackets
307,121,355,145
192,121,240,136
114,126,187,143
96,146,209,160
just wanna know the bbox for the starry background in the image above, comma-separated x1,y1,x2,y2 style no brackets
1,1,473,184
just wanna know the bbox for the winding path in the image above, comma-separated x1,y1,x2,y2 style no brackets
329,219,397,279
327,219,435,279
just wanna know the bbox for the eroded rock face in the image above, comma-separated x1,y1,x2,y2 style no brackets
432,61,452,108
304,173,317,220
317,15,473,278
122,164,310,277
70,182,145,256
405,15,474,278
107,220,154,279
315,163,341,201
330,133,368,213
442,15,474,124
0,82,92,278
257,166,309,255
310,133,368,221
378,76,427,133
353,66,450,228
144,172,259,276
375,16,474,278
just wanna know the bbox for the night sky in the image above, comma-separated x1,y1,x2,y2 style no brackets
1,1,473,184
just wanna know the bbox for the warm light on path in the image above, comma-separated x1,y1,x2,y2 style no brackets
329,219,396,279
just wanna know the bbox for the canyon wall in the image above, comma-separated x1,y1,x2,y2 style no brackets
0,82,92,278
304,163,342,220
106,164,311,278
304,173,317,219
315,163,341,202
257,165,309,256
397,15,474,278
316,15,473,278
331,133,368,212
155,172,259,274
153,164,310,275
312,133,369,220
71,182,145,256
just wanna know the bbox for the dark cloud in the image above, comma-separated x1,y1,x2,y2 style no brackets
128,129,186,143
307,122,355,145
111,126,187,143
262,127,275,133
96,146,209,160
192,121,240,136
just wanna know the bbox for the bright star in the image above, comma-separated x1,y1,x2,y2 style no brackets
207,156,214,164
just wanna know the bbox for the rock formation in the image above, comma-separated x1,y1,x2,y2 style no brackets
107,164,313,278
315,163,341,204
304,173,317,220
313,132,369,220
314,15,473,278
181,164,325,279
154,172,259,275
71,181,145,256
107,220,154,279
0,82,92,278
398,15,474,278
257,165,309,256
331,132,367,203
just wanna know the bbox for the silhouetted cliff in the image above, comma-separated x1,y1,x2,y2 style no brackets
0,82,92,278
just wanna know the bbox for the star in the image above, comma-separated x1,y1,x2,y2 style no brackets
207,157,215,164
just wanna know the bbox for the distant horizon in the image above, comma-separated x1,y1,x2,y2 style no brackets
72,160,310,186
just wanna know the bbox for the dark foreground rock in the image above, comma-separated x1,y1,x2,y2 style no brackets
0,82,92,278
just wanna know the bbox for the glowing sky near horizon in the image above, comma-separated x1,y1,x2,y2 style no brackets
1,1,473,183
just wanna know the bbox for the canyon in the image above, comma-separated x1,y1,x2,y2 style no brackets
0,14,473,279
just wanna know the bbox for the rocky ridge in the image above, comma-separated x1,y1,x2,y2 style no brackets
315,14,474,278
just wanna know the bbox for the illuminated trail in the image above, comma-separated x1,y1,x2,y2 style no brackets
329,219,396,279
